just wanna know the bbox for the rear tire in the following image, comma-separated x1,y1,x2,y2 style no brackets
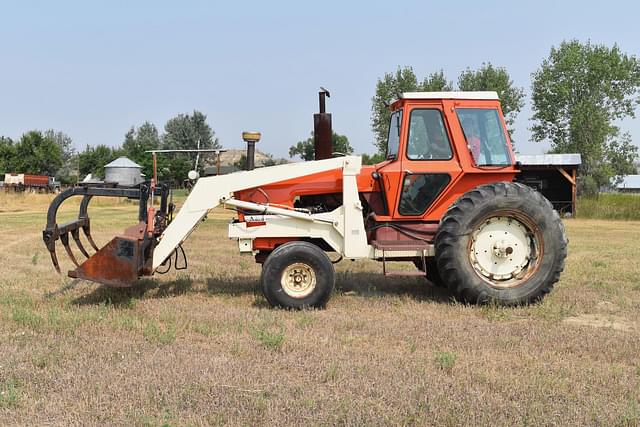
435,182,567,305
260,241,335,309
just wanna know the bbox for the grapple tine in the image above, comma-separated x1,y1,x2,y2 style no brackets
78,195,100,251
60,233,80,267
71,228,91,258
48,246,61,274
43,229,61,273
82,224,99,251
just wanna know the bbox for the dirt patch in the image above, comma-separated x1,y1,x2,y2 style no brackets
563,314,636,332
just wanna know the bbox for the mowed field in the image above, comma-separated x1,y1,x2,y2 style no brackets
0,192,639,426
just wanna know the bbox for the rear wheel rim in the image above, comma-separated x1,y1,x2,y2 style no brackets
281,262,317,298
469,214,542,289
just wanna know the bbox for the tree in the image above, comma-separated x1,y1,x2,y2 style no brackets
421,70,454,92
44,130,75,183
13,131,63,176
289,131,353,161
233,154,247,170
163,111,221,182
78,144,122,178
371,67,422,155
531,40,640,195
0,136,16,174
122,122,168,180
361,152,386,165
262,153,288,167
457,63,525,134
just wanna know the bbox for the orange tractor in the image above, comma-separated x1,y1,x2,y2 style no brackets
43,91,567,308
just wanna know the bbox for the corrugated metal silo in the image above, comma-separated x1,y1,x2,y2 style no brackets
104,157,143,187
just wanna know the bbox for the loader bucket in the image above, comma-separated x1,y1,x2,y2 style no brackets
42,182,171,286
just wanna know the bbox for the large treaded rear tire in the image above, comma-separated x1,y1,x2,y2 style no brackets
435,182,567,305
260,241,335,309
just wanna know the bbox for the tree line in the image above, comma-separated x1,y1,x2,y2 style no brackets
2,40,638,195
0,111,221,185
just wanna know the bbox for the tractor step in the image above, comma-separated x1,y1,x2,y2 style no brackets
371,240,430,251
383,270,427,277
371,240,430,277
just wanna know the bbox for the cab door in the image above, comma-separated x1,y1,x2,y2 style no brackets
396,105,462,219
373,109,406,218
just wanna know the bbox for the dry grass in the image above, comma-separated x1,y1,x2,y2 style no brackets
1,193,639,426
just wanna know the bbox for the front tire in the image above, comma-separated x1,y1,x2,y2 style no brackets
435,182,567,305
260,241,335,309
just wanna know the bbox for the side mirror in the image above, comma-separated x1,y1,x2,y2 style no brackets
188,170,200,181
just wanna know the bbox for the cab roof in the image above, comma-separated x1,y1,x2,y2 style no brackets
400,91,499,100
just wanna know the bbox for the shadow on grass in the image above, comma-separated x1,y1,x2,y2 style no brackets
335,271,451,303
67,271,451,307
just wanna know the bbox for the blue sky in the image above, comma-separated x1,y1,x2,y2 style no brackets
1,0,639,158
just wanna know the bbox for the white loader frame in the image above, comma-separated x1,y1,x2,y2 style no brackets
152,156,431,270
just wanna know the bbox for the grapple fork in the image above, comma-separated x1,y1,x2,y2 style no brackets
42,183,171,286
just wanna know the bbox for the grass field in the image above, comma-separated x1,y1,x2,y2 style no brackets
1,192,639,426
578,193,640,221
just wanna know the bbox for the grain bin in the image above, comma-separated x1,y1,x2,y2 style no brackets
104,157,143,187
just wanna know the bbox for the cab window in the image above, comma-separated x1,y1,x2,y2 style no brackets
456,108,512,166
386,110,402,160
406,109,452,160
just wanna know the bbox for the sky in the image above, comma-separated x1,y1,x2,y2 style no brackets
1,0,639,159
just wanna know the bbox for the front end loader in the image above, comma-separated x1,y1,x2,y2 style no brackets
43,91,567,309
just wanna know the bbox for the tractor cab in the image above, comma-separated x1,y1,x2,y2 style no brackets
372,92,519,222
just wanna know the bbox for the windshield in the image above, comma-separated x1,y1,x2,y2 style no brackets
386,110,402,160
456,108,512,166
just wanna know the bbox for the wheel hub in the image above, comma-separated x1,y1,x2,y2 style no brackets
470,216,536,286
281,262,316,298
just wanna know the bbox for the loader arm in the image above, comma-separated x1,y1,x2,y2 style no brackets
152,156,366,270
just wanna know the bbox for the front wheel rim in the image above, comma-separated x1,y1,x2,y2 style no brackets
469,214,542,289
281,262,317,298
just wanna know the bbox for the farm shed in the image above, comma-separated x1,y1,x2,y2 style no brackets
515,153,582,216
616,175,640,193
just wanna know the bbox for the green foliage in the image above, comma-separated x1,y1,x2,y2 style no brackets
361,152,386,165
12,306,43,330
13,131,64,176
78,144,122,178
233,154,247,170
262,153,289,166
162,110,220,182
0,378,21,408
422,69,454,92
289,131,353,161
0,136,16,174
372,65,522,155
44,130,75,182
1,131,73,179
250,322,285,351
371,66,423,155
122,122,170,181
531,40,640,195
578,193,640,220
458,63,525,135
433,351,457,372
143,320,177,345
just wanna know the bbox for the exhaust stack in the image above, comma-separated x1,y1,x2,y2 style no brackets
314,87,332,160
